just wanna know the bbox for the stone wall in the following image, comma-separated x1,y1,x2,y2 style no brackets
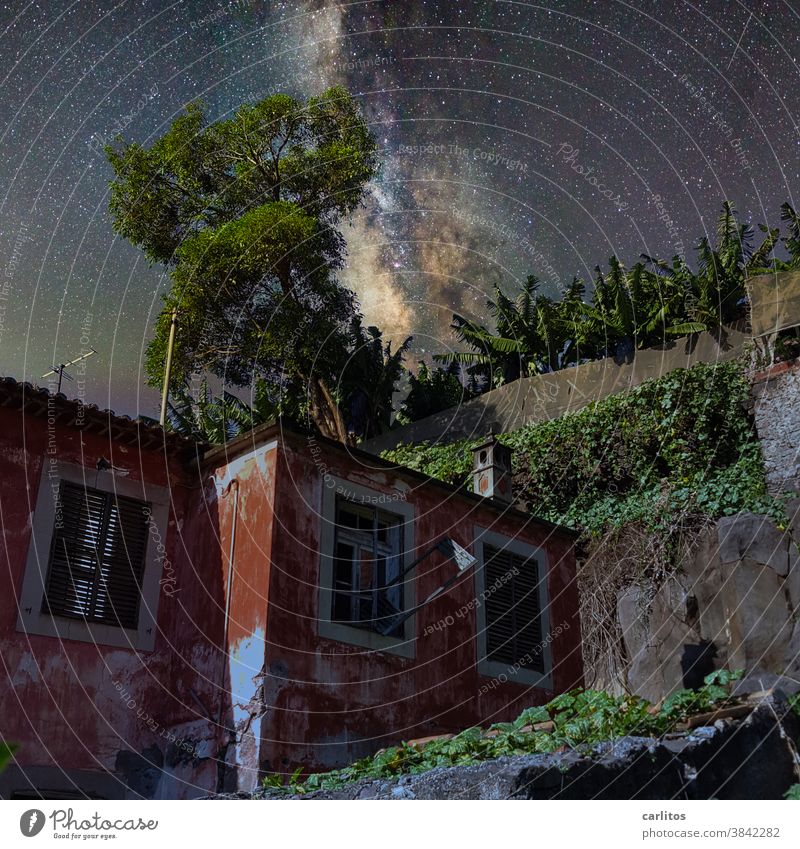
752,358,800,495
616,503,800,703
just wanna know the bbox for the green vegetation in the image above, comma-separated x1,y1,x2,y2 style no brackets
106,77,800,446
383,360,780,534
262,669,743,793
0,741,16,774
106,86,381,443
395,362,477,425
436,202,800,390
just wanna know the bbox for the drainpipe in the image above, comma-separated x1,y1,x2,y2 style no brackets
214,478,241,793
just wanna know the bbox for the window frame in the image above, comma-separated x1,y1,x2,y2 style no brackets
41,480,151,628
330,499,404,631
17,461,170,651
473,526,553,688
318,477,415,658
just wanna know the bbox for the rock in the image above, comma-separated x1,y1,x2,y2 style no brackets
783,622,800,678
674,693,800,799
625,578,698,702
626,645,663,703
675,515,798,688
227,693,800,800
390,786,416,799
616,587,649,660
785,501,800,614
681,531,731,664
733,672,800,697
716,512,792,576
725,559,794,672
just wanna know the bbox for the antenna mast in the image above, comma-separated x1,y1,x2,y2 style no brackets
42,349,97,394
159,307,179,428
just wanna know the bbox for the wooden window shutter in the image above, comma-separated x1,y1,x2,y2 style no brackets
484,544,544,672
43,481,151,629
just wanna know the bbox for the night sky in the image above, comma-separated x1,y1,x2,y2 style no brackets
2,0,799,417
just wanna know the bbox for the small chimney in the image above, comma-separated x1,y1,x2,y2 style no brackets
472,434,513,504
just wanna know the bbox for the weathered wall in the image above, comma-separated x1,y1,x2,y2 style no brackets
0,408,223,799
751,358,800,495
615,503,800,703
3,417,582,796
365,325,750,452
194,439,279,794
258,433,583,776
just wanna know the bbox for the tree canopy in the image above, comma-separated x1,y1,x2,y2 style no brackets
107,93,800,446
106,86,379,442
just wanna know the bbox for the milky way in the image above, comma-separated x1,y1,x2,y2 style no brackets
2,0,800,415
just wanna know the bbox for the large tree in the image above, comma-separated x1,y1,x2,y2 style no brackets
106,86,378,442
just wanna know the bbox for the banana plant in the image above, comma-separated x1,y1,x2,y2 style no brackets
340,318,412,440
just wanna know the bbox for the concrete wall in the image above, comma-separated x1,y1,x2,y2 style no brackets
368,269,800,453
747,270,800,337
752,358,800,495
366,325,750,452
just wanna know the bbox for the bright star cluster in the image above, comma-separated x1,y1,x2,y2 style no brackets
1,0,798,414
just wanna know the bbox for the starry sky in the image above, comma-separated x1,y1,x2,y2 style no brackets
1,0,799,417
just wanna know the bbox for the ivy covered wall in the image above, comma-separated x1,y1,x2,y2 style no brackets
383,360,780,536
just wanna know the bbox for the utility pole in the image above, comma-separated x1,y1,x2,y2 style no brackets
159,307,179,428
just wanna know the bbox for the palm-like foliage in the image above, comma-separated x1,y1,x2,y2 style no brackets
397,362,474,425
341,318,412,441
438,200,787,392
167,379,261,443
781,203,800,265
435,276,563,385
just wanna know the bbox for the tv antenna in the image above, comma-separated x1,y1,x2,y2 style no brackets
42,349,97,394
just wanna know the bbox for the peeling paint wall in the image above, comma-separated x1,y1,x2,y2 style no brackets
2,417,580,796
257,433,583,776
202,443,277,794
0,408,222,799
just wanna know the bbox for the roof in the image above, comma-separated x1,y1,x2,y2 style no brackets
203,418,580,539
0,376,201,456
0,375,577,538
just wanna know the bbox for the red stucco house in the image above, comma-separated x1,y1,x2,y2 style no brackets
0,377,582,799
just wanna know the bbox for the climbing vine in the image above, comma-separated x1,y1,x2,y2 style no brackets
383,360,779,535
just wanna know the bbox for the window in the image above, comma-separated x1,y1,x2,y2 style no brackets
318,477,415,657
483,544,544,672
331,498,404,636
43,481,150,629
17,462,169,651
475,528,551,687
